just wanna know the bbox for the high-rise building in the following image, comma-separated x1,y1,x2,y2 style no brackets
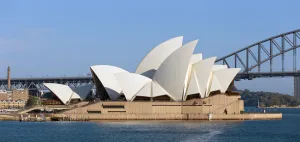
294,76,300,100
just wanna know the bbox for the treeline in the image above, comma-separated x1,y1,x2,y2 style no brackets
240,89,300,107
26,95,40,106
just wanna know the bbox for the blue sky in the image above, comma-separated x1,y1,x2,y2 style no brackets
0,0,299,95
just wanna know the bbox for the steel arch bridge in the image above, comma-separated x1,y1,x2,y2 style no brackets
216,29,300,80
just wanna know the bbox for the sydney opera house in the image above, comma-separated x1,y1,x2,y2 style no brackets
44,37,244,116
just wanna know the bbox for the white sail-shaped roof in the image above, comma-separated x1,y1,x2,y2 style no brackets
115,73,151,101
193,57,216,98
136,36,183,78
72,84,94,100
134,81,152,99
206,65,228,97
44,83,81,105
211,65,228,71
151,81,172,98
213,68,240,93
190,53,203,64
133,81,171,98
91,65,128,74
208,77,221,94
185,69,200,98
153,40,197,101
90,65,128,100
87,37,241,101
183,53,203,96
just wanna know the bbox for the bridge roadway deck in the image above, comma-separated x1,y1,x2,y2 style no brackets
236,71,300,80
0,76,93,83
0,76,93,90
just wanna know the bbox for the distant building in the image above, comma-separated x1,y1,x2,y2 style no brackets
11,89,29,101
0,90,8,101
294,76,300,100
0,89,29,109
0,100,26,109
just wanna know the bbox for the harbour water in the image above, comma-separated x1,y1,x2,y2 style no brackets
0,108,299,142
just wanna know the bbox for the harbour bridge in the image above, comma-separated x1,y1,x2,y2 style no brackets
216,29,300,80
1,29,300,94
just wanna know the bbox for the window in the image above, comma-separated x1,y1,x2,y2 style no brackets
87,110,101,114
108,111,126,113
102,105,125,109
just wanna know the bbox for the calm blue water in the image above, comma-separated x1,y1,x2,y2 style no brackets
0,108,299,142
